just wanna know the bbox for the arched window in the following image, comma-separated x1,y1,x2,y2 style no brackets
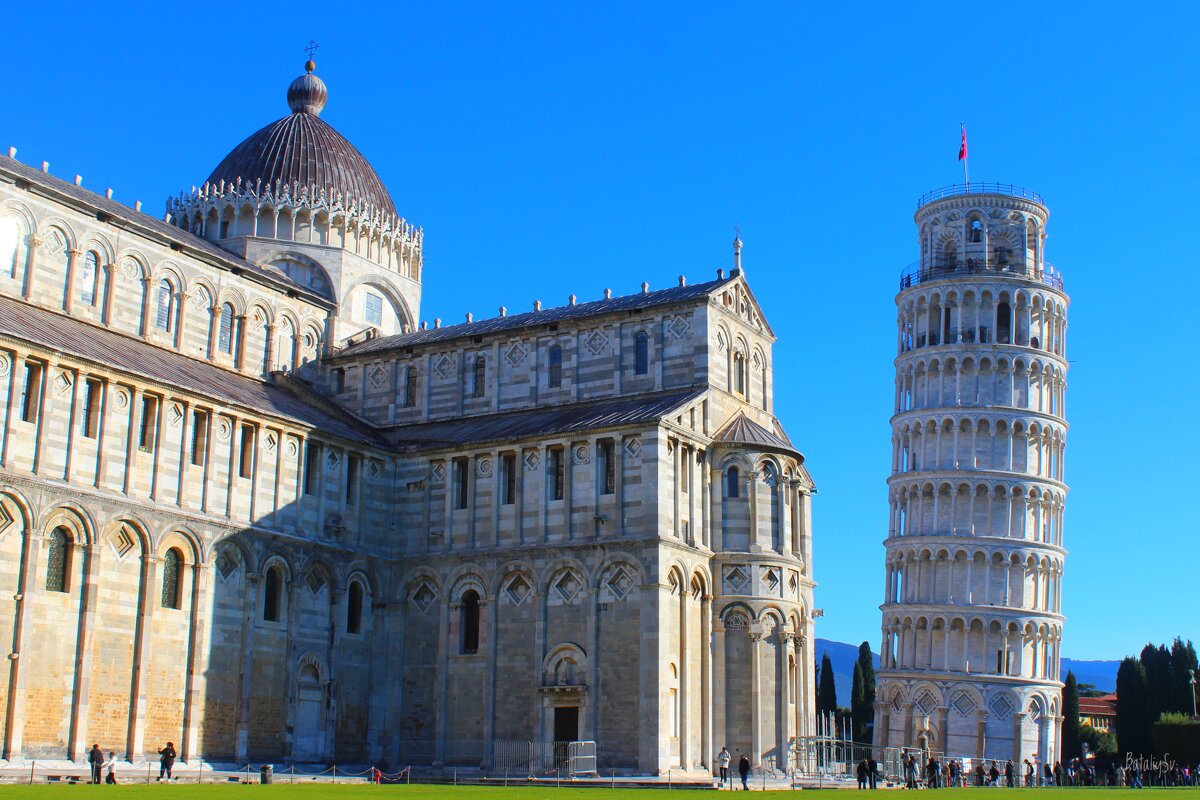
161,547,182,609
548,345,563,389
156,280,175,331
277,318,297,372
45,527,70,593
79,250,99,306
264,565,283,622
969,218,983,243
634,331,649,375
733,351,746,395
726,467,740,498
472,356,486,398
997,301,1012,344
217,303,235,354
403,366,418,408
0,216,22,277
347,581,364,634
461,589,480,654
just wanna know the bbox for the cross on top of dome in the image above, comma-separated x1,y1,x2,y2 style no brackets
288,49,328,116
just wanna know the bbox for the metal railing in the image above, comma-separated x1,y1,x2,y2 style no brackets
900,258,1064,291
396,739,597,775
917,183,1044,208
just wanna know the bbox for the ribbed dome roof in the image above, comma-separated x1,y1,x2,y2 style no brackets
205,60,397,218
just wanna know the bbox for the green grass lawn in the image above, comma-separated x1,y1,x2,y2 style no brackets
0,787,1194,799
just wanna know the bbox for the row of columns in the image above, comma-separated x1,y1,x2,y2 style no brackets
889,485,1065,545
898,296,1066,358
895,361,1065,416
883,621,1062,680
894,424,1065,480
885,554,1062,612
1,526,208,761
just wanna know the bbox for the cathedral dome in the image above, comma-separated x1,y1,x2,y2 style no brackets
205,60,397,218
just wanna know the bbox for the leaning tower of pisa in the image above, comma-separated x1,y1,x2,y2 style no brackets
874,184,1069,766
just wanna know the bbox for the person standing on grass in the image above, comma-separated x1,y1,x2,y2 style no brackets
88,743,104,784
868,756,879,789
738,752,751,790
157,741,176,781
104,752,118,784
718,746,731,788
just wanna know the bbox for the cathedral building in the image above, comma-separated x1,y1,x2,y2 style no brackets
0,59,816,774
875,185,1068,764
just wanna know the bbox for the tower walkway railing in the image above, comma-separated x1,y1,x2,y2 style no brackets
917,183,1045,207
900,258,1064,292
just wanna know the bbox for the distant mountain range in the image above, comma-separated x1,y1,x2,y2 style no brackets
815,639,1119,706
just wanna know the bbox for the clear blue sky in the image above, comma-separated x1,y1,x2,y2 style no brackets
4,2,1197,660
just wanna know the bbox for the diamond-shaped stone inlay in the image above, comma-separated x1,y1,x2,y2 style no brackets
113,526,136,558
524,451,540,471
432,462,446,481
169,403,184,427
624,438,641,458
916,690,937,714
435,354,454,379
306,570,325,595
413,582,437,612
668,316,689,339
725,566,749,594
368,460,381,480
54,371,72,395
505,341,528,367
953,693,977,717
0,504,13,535
554,571,582,603
216,551,238,580
989,694,1014,719
326,451,339,470
505,575,531,605
369,363,387,388
891,694,903,712
788,573,799,597
264,432,277,453
606,566,633,600
763,568,780,593
585,329,608,355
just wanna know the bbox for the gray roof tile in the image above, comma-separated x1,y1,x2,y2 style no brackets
0,294,381,446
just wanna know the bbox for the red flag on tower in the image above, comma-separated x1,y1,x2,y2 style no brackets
958,124,968,161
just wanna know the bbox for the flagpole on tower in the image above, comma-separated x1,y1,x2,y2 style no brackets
959,122,969,190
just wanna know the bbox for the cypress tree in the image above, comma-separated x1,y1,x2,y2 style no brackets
1116,656,1149,756
853,641,876,743
851,662,866,743
1061,671,1081,760
1168,638,1200,716
818,652,838,717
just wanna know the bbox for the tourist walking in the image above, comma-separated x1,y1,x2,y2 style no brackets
738,753,751,790
718,746,731,788
88,743,103,784
157,741,176,781
868,757,879,789
857,759,869,789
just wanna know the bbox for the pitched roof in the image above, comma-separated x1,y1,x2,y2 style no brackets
0,155,328,306
712,412,799,455
388,387,706,452
1078,696,1116,716
335,276,738,357
0,294,382,446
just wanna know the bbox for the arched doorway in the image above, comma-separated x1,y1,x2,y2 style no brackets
293,662,325,762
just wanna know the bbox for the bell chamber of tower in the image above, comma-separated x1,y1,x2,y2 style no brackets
875,184,1069,766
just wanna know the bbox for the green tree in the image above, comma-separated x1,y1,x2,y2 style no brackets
1061,671,1081,760
851,641,876,744
1116,656,1149,756
1080,724,1118,757
1168,638,1199,716
818,652,838,717
1141,643,1172,727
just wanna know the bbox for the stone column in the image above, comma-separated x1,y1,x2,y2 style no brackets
434,596,452,765
139,276,154,338
66,541,100,761
750,630,763,764
901,701,914,749
877,704,890,749
63,248,81,312
180,561,210,762
1012,711,1026,763
700,593,713,772
127,553,161,759
975,709,988,760
206,305,220,359
779,630,792,772
21,234,41,301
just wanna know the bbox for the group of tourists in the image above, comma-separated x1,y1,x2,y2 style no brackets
85,742,176,784
716,746,753,790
